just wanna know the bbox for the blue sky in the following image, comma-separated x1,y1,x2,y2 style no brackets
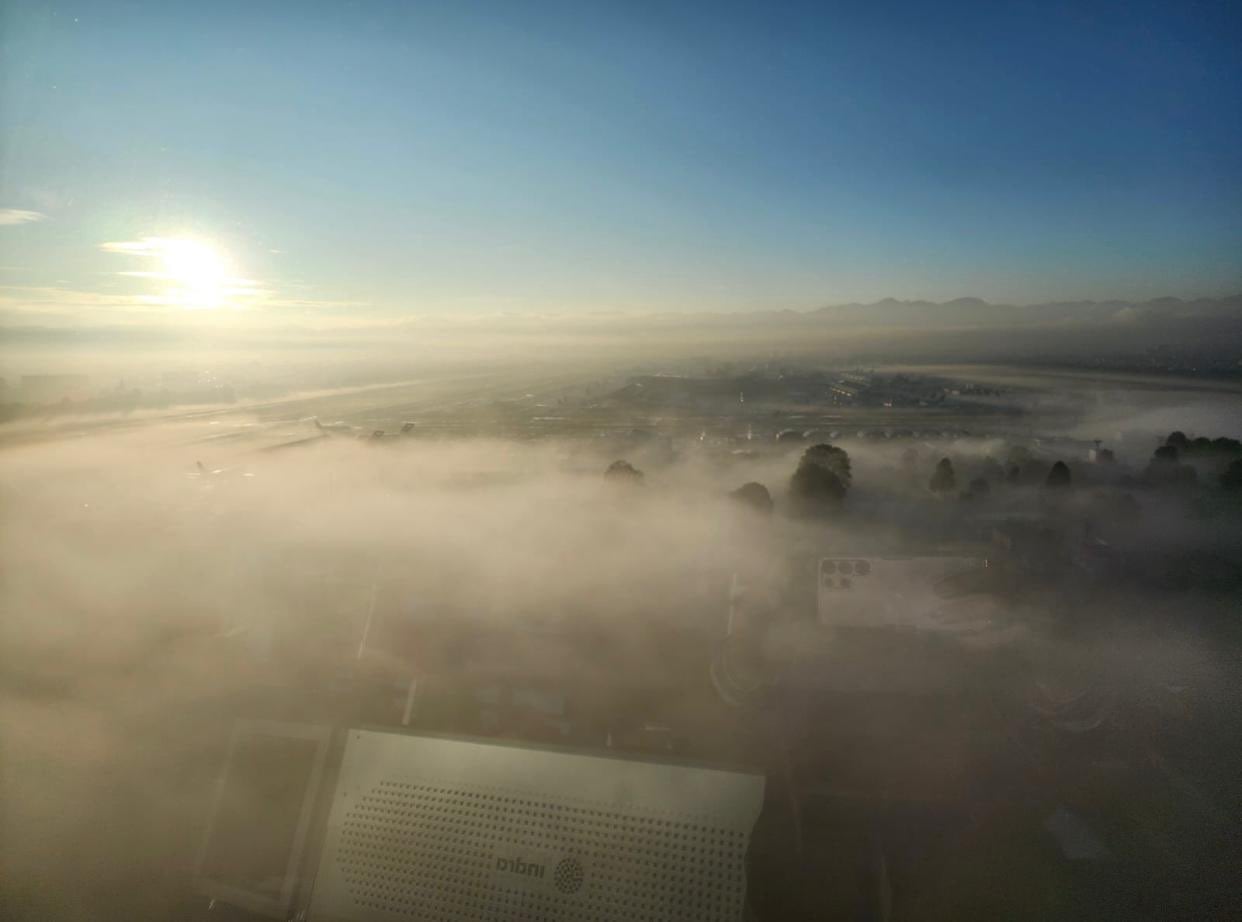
1,0,1239,324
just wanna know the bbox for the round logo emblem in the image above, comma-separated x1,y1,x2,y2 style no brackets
553,857,584,894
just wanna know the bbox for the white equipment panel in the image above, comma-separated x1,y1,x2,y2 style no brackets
309,730,765,922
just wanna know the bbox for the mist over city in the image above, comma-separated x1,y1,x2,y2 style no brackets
2,2,1240,921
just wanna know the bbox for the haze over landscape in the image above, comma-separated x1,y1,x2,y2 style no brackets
2,2,1241,922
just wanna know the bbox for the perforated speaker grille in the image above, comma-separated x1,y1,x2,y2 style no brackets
311,731,763,922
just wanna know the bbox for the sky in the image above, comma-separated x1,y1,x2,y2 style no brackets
1,0,1240,327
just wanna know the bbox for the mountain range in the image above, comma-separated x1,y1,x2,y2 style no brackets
804,294,1242,328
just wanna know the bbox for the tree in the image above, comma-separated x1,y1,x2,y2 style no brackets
1153,445,1179,463
968,477,991,498
1222,459,1242,492
799,443,852,487
1166,431,1190,450
929,457,956,494
604,459,644,484
1177,435,1242,457
789,462,846,512
729,481,773,515
1045,460,1072,489
789,447,850,513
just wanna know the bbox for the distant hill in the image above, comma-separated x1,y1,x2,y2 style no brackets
807,294,1242,328
610,293,1242,366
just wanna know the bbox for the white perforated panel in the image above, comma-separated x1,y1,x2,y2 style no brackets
309,730,764,922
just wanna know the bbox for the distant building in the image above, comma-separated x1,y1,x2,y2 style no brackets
1087,443,1116,464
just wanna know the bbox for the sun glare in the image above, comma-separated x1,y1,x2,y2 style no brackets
101,235,263,311
156,238,232,309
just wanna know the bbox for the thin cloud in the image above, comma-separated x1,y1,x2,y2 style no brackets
99,238,169,255
0,209,47,226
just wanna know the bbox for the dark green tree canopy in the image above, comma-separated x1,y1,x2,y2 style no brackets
730,481,774,515
799,443,852,487
789,447,850,515
1045,460,1072,489
789,462,847,512
1165,431,1241,458
1153,445,1179,463
604,459,644,484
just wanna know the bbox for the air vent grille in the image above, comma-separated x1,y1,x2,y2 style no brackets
337,780,746,920
310,731,763,922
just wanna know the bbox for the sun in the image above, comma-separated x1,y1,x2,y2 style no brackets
156,238,231,309
101,234,262,312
